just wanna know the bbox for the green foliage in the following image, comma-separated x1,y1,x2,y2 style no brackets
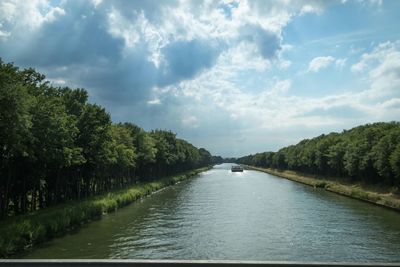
0,61,33,163
390,144,400,181
237,122,400,186
0,60,213,219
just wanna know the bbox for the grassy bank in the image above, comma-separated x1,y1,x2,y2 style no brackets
0,167,210,257
247,166,400,212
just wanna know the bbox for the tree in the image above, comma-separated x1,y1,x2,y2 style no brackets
198,148,212,167
0,61,33,216
30,86,83,206
0,60,215,218
390,144,400,183
237,121,400,186
110,124,137,186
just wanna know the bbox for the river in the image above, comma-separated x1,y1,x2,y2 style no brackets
21,163,400,262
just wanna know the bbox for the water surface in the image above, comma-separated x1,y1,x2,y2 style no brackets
22,164,400,262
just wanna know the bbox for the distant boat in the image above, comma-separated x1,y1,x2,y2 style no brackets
231,165,243,172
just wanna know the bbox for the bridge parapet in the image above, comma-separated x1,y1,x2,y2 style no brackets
1,260,400,267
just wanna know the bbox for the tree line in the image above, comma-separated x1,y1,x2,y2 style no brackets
236,122,400,186
0,60,214,218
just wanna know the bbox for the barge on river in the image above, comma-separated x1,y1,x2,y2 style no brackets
231,165,244,172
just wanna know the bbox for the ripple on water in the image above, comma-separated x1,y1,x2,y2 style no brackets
21,164,400,262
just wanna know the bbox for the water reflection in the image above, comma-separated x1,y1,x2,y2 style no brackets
23,163,400,262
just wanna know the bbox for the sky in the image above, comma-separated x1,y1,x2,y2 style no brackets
1,0,400,157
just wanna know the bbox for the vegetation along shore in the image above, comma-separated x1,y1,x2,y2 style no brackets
0,60,218,257
247,166,400,212
0,167,210,257
237,122,400,211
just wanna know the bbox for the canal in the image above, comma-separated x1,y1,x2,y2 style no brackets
21,164,400,262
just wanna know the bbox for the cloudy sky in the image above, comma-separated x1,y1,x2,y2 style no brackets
1,0,400,157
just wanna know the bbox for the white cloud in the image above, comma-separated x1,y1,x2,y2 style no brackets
270,79,292,94
356,0,383,6
335,58,347,68
220,41,271,72
351,61,367,72
0,30,10,39
151,39,399,155
43,7,65,23
378,98,400,109
99,0,299,71
182,115,199,128
307,56,347,72
48,78,66,85
3,0,396,157
307,56,335,72
91,0,103,8
279,59,292,69
0,0,66,34
147,98,161,105
106,8,141,49
352,41,400,97
300,4,323,15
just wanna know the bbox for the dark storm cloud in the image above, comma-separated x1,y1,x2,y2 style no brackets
0,1,284,111
10,1,157,105
158,39,221,86
65,42,159,105
0,1,223,108
82,38,221,106
241,24,282,59
8,1,124,67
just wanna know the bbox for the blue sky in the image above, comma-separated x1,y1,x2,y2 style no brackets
1,0,400,157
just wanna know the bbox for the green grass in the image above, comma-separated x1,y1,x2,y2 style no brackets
247,165,400,212
0,167,210,257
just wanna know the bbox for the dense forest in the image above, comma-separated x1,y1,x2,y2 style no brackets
0,60,214,218
237,122,400,186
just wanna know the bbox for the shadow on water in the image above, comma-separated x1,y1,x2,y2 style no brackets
20,163,400,262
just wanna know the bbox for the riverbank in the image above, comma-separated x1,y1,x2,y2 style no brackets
0,167,210,257
246,166,400,212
